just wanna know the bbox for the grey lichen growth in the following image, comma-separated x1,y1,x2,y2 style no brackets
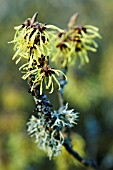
27,103,79,159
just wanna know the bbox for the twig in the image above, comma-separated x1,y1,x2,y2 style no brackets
58,66,68,107
63,138,98,170
58,67,98,170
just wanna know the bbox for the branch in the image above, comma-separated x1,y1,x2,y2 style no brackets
58,66,68,107
58,67,98,170
63,138,98,170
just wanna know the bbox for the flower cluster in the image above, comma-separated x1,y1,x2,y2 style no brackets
27,91,79,159
53,25,101,67
10,12,65,94
22,54,66,95
11,12,62,66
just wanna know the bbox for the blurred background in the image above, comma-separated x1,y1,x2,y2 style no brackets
0,0,113,170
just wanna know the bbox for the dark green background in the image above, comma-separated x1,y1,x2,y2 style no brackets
0,0,113,170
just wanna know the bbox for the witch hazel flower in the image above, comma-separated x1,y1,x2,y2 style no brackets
9,12,63,67
9,13,66,95
21,55,67,95
53,23,101,67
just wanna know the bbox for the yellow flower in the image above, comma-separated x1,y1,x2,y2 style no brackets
22,62,67,95
53,25,101,67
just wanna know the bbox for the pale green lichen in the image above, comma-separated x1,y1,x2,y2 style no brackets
27,103,79,159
